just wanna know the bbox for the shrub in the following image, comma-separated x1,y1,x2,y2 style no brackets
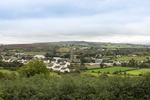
18,60,49,77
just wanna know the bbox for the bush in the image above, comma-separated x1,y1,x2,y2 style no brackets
0,72,5,79
1,71,150,99
0,72,17,80
18,60,49,77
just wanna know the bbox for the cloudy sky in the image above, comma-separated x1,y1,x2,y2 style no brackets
0,0,150,44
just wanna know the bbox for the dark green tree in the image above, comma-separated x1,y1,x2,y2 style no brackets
19,60,49,77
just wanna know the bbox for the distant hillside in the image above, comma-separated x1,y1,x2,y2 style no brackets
0,41,148,51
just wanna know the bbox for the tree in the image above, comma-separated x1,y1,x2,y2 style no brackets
128,59,137,67
0,56,2,61
19,60,49,77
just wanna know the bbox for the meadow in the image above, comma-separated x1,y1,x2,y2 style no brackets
126,68,150,76
84,66,134,76
85,66,150,76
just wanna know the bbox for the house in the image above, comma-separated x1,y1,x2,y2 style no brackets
103,63,114,67
52,57,62,63
15,53,25,57
113,61,121,66
47,58,71,73
3,56,18,62
2,59,11,62
60,67,70,73
44,60,50,64
95,59,103,64
34,55,45,59
17,59,28,64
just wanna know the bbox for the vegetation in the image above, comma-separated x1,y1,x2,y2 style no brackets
19,60,49,77
0,61,23,70
0,73,150,100
85,67,135,76
1,42,150,99
115,55,150,61
126,68,150,76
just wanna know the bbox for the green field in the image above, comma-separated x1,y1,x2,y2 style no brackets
86,65,101,69
126,68,150,75
85,67,135,76
0,69,18,76
101,43,144,48
85,66,150,76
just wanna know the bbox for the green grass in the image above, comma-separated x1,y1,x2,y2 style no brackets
126,68,150,76
0,69,12,73
101,43,144,48
86,65,101,69
86,66,135,75
0,69,19,76
85,66,150,76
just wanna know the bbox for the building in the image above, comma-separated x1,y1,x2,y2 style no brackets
47,57,71,73
34,55,45,59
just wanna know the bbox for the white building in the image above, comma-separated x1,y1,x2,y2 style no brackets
47,58,71,73
34,55,45,59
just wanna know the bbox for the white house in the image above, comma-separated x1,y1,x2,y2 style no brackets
47,58,71,73
60,67,70,73
95,59,103,64
103,63,114,67
34,55,45,59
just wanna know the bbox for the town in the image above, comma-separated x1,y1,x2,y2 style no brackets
0,42,150,75
1,42,150,100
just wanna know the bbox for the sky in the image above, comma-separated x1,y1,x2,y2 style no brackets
0,0,150,44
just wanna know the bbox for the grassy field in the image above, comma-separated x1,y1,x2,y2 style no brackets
86,65,101,69
0,69,18,76
85,66,135,76
126,68,150,76
101,43,144,48
85,66,150,76
115,55,150,61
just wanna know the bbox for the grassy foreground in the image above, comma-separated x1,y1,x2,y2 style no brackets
1,73,150,100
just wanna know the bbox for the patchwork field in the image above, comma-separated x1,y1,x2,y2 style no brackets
85,66,135,76
126,68,150,75
85,66,150,76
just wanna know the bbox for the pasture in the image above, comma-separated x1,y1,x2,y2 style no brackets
85,66,150,76
126,68,150,76
85,66,135,76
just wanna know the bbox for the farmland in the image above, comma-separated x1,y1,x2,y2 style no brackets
126,68,150,75
84,66,150,76
84,66,134,76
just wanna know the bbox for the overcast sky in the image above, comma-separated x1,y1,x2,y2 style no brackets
0,0,150,44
